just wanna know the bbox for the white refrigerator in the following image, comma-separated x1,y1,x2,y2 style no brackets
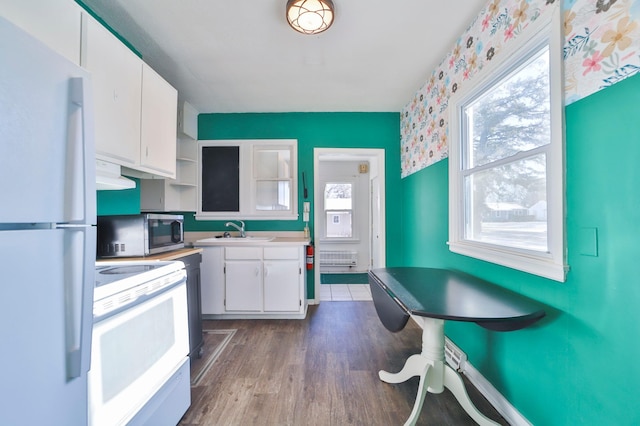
0,17,96,425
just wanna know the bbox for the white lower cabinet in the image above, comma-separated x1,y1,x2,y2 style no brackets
263,247,302,312
225,247,263,312
200,244,307,319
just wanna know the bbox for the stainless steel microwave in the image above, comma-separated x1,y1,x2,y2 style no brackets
97,214,184,258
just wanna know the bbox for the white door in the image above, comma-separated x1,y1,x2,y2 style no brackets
318,161,370,272
313,149,386,303
371,176,382,269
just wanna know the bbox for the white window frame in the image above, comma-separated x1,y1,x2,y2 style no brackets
448,5,567,282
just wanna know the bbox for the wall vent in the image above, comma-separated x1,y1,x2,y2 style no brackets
444,337,467,371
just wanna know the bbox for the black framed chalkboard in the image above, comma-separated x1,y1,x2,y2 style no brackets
201,146,240,212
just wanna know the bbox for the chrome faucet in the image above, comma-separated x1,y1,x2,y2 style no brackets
225,220,246,238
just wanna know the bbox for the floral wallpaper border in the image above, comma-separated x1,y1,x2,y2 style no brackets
400,0,640,178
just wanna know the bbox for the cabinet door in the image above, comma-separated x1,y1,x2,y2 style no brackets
252,145,293,213
263,260,301,312
81,14,142,167
140,63,177,178
200,247,224,315
0,0,82,65
225,260,262,312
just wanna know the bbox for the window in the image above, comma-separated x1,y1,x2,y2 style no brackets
449,8,567,281
197,140,298,220
324,182,353,238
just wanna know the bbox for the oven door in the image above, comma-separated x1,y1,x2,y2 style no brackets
88,282,189,426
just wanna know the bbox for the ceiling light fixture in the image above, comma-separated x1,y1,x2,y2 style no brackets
286,0,335,35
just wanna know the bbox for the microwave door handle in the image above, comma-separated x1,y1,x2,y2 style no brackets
171,221,181,243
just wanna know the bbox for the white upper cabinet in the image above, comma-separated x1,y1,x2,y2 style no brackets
178,100,198,140
0,0,82,65
140,63,177,178
4,1,179,181
81,13,142,168
81,13,177,178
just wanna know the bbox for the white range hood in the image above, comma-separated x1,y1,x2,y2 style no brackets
95,159,135,190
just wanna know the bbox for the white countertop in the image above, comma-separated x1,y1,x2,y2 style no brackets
187,231,310,247
195,236,310,247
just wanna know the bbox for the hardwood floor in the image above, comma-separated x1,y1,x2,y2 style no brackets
180,302,508,426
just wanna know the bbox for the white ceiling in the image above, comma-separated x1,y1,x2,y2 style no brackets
80,0,485,114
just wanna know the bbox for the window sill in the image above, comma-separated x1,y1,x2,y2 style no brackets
448,240,568,282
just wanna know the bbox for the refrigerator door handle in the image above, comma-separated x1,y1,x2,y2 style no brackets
66,77,97,223
60,225,95,380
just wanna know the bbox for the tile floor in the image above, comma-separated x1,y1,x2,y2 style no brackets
319,284,372,301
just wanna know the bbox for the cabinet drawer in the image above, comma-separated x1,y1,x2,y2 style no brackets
225,247,262,260
264,246,299,260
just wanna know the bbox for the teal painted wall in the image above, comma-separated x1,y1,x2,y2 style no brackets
193,113,402,298
400,73,640,424
96,178,140,215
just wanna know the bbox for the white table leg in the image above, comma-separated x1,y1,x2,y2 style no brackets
378,317,499,425
379,354,429,384
379,354,435,426
444,365,499,426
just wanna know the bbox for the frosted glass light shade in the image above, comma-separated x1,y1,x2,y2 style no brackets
286,0,335,35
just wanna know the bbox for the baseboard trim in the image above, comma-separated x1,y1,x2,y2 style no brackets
460,361,532,426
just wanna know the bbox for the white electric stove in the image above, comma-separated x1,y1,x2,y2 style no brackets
90,260,191,426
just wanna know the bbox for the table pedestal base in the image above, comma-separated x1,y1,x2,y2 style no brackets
379,317,499,426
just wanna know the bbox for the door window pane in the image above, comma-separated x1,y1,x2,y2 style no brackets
326,211,352,238
324,183,352,238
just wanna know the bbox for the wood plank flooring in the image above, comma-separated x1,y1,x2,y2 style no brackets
179,302,508,426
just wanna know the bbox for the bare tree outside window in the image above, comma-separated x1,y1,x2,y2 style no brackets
463,46,550,252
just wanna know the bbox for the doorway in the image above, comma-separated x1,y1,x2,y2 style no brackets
313,148,386,303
